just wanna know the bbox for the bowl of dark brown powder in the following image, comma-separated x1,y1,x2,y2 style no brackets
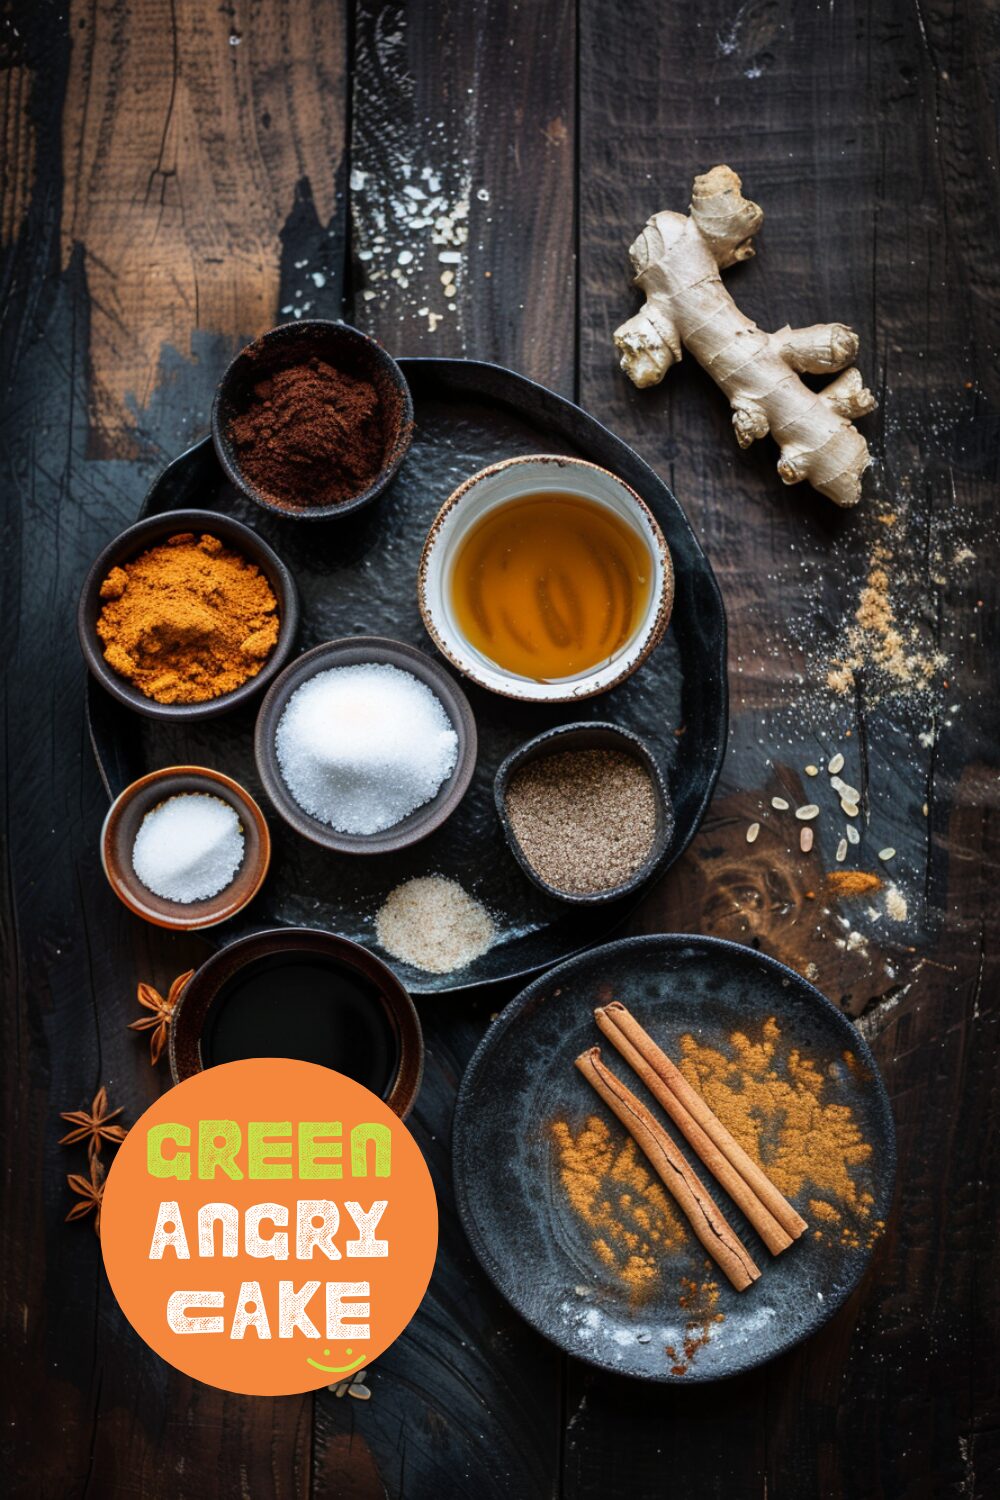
495,722,675,905
212,320,414,519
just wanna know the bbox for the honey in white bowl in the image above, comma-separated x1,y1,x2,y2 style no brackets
449,492,653,682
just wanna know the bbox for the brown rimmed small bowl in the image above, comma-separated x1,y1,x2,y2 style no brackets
418,454,674,703
78,508,300,723
254,636,477,855
494,722,675,906
212,320,414,520
169,927,425,1119
101,766,271,930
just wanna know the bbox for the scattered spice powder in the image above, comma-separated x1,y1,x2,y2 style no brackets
678,1017,882,1248
97,532,279,704
664,1271,724,1376
550,1114,684,1298
375,875,494,974
824,869,883,898
505,749,658,895
826,539,947,701
228,357,387,510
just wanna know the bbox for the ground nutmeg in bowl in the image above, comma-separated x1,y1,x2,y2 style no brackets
97,532,279,704
505,747,659,896
228,357,386,510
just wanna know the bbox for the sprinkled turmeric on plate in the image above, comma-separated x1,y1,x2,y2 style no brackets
550,1115,684,1298
678,1017,882,1249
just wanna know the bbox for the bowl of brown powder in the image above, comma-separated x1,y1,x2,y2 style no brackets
212,320,414,519
78,508,300,721
495,722,675,904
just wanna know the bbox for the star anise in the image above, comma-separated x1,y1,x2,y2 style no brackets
129,969,194,1065
59,1085,128,1160
65,1156,106,1237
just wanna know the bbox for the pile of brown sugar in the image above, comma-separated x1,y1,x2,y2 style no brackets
228,357,386,510
97,532,279,704
505,748,659,895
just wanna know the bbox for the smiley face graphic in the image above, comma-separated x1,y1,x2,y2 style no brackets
305,1346,367,1375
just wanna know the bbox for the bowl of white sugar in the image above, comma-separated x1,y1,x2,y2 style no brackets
101,766,271,929
254,636,478,854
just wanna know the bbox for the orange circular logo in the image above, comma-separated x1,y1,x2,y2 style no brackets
101,1059,437,1395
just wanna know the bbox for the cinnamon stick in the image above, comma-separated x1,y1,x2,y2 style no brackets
595,1004,791,1254
575,1046,761,1292
596,1002,808,1244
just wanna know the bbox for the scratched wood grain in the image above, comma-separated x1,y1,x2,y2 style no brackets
1,2,348,1495
2,0,998,1496
573,0,1000,1496
310,4,575,1495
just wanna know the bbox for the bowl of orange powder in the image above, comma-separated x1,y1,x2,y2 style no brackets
78,508,300,721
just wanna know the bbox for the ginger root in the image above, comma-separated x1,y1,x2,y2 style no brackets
614,166,876,507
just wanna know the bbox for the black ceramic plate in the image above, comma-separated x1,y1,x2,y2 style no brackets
86,360,727,994
452,935,896,1381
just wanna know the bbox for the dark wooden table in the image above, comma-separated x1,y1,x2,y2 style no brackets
4,2,997,1496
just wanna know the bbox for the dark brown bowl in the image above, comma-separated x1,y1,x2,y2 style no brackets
169,927,425,1118
101,766,271,930
254,636,478,855
494,722,675,905
78,508,300,723
212,320,414,520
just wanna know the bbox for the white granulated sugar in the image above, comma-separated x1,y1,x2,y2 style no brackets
132,793,244,904
275,664,458,835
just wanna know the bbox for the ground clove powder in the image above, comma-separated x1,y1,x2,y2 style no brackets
229,357,386,510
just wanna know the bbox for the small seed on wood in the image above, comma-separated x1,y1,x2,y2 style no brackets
846,825,860,845
839,782,861,802
836,838,848,862
771,796,790,811
878,847,896,862
841,799,860,817
800,826,814,852
830,775,848,795
746,822,760,843
795,804,820,820
805,765,819,777
828,753,845,774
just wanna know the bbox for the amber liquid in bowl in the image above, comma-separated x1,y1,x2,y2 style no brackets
449,492,653,682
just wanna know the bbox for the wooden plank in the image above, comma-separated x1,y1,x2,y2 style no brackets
309,3,577,1495
2,3,349,1495
574,0,1000,1494
347,0,576,393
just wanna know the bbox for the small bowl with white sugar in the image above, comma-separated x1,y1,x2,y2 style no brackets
101,766,271,930
254,636,477,854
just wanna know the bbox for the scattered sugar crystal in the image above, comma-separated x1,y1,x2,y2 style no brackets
132,794,244,904
275,664,458,835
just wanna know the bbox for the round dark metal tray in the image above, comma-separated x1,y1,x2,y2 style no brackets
453,935,896,1380
86,359,728,993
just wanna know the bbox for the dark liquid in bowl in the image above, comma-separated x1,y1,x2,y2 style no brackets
200,954,399,1097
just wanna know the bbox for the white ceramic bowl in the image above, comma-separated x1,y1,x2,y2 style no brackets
417,454,673,703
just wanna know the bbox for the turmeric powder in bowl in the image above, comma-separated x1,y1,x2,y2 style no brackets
96,532,280,705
